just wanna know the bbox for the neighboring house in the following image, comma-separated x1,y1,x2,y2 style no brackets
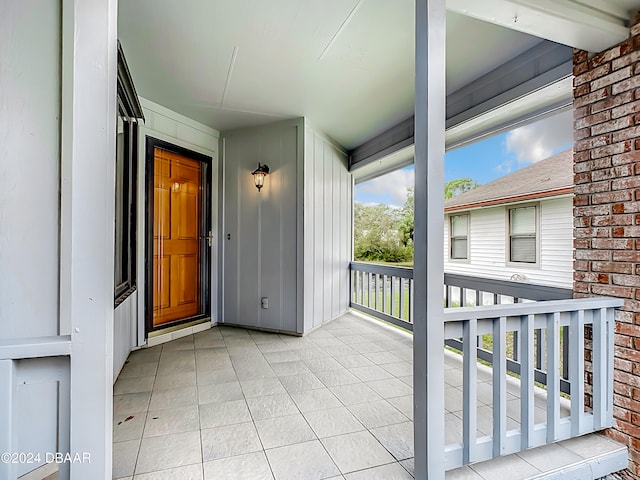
444,150,574,288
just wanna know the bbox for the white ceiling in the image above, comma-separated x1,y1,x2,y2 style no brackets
118,0,639,150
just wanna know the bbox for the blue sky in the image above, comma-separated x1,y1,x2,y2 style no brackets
355,110,573,208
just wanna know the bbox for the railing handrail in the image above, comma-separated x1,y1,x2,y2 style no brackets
350,261,414,278
443,297,624,323
350,261,574,301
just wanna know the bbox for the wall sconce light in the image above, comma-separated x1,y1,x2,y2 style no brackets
252,163,269,192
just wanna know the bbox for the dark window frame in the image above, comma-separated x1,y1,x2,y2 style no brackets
114,42,144,305
449,213,469,260
507,204,538,265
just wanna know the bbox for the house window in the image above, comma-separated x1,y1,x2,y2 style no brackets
509,206,537,263
114,41,144,304
450,214,469,260
114,107,138,302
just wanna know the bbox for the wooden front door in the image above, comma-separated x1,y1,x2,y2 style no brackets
147,139,211,331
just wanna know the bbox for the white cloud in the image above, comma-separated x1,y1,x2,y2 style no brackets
355,167,414,208
504,110,572,165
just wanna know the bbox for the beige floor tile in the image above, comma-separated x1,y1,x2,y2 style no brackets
241,378,287,398
321,431,395,474
266,440,340,480
254,414,317,449
347,400,409,429
149,386,197,411
199,399,251,428
303,407,365,438
136,431,202,474
329,383,382,405
289,388,342,413
153,372,197,391
198,381,244,405
201,422,262,461
279,373,325,393
370,421,414,461
203,451,273,480
112,439,139,478
345,462,412,480
143,405,199,438
246,393,299,420
133,463,203,479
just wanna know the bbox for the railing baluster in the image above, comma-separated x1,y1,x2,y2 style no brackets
475,290,481,307
492,316,507,458
390,275,396,317
592,307,607,429
535,329,542,370
367,272,372,308
461,287,467,307
520,314,535,450
399,277,405,320
409,278,413,324
382,274,387,314
463,317,478,464
569,309,585,436
562,325,569,382
546,312,561,443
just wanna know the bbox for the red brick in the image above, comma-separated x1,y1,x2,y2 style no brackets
618,323,640,338
612,125,640,143
574,87,610,109
592,66,632,91
574,216,591,227
592,165,635,181
573,239,590,249
575,110,611,128
612,75,640,95
592,46,622,67
592,261,633,274
592,238,634,249
574,50,588,63
590,91,634,114
576,63,612,86
574,134,611,152
590,142,628,159
573,195,589,207
613,274,640,287
574,259,590,271
591,115,634,135
592,190,634,204
592,283,633,297
613,99,640,118
612,150,640,165
574,61,589,77
592,214,634,226
613,50,640,71
575,227,610,238
614,251,640,262
575,205,611,216
575,250,611,262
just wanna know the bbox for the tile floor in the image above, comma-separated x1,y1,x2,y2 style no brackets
112,312,624,480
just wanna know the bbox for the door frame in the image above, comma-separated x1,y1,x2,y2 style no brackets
144,136,213,335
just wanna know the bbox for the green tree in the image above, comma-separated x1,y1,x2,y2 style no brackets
353,202,412,263
398,187,414,247
444,178,478,199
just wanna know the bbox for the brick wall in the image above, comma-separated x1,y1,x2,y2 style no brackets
574,15,640,479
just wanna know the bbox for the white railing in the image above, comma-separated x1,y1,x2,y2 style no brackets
442,297,623,469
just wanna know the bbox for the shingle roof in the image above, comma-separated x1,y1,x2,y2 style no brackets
444,149,573,211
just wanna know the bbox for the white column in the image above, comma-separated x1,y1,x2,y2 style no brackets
67,0,117,477
413,0,446,478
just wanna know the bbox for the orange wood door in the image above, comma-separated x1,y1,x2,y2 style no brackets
153,148,202,327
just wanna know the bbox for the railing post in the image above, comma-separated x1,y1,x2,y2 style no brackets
462,318,478,464
546,312,561,443
492,316,507,457
520,314,535,450
569,309,585,436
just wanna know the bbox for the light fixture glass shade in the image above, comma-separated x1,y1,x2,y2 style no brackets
252,163,270,191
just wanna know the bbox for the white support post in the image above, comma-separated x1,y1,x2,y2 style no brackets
414,0,446,478
67,0,117,477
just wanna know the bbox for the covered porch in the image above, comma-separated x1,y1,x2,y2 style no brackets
112,313,626,479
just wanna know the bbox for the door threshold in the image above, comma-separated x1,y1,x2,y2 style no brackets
146,318,212,346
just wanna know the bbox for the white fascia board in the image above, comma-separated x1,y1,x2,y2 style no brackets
447,0,630,52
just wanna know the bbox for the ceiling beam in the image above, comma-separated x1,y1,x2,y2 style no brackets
447,0,631,53
349,41,572,174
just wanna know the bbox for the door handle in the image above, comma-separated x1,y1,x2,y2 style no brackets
201,231,214,247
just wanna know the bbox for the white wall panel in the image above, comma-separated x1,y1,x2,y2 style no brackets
303,125,352,333
443,196,573,288
0,0,61,338
113,292,137,379
222,120,302,333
